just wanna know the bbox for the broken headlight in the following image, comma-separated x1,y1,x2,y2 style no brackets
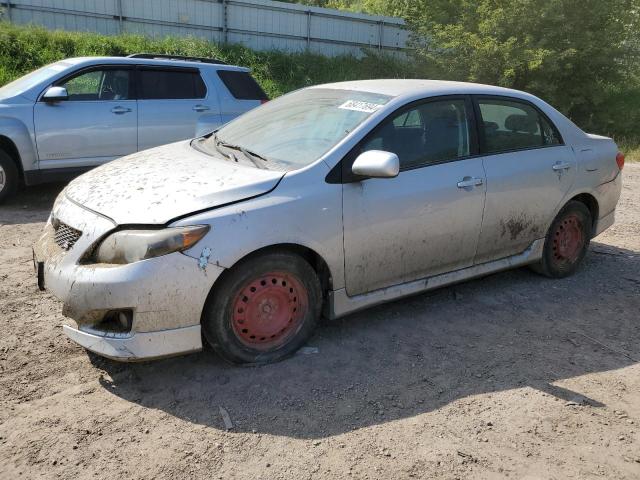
93,226,210,264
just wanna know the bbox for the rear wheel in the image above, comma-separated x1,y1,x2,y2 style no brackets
0,150,19,204
202,251,322,364
531,201,592,278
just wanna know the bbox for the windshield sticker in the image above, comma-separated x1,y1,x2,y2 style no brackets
338,100,384,113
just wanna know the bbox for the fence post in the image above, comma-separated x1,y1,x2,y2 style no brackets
222,0,228,44
306,10,311,49
378,20,383,51
5,1,12,21
116,0,123,33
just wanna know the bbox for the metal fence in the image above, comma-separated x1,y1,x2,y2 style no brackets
0,0,409,56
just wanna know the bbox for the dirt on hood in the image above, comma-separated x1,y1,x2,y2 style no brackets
64,140,284,225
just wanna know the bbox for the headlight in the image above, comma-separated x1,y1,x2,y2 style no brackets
93,225,210,264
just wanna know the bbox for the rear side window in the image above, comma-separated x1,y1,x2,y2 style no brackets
138,68,206,100
217,70,268,100
477,98,561,154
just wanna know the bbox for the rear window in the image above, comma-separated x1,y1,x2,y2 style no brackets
217,70,268,101
139,68,206,100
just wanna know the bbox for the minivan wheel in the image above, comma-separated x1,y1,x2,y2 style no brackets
201,251,322,365
0,150,19,203
531,201,592,278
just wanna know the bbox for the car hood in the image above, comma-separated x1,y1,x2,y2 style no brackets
64,140,284,225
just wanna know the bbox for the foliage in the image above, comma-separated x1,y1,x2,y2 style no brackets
399,0,640,137
2,2,640,146
287,0,640,141
0,22,418,99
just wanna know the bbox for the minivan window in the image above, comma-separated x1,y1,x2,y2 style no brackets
217,70,268,101
139,69,206,100
61,69,131,101
478,98,561,153
202,88,392,171
361,99,470,169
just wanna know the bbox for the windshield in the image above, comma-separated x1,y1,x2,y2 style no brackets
0,61,73,99
202,88,392,170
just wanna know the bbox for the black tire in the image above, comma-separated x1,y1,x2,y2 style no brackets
531,201,592,278
0,149,19,204
201,251,322,365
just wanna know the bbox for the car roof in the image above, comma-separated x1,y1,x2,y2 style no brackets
64,56,250,72
314,79,535,102
314,79,587,144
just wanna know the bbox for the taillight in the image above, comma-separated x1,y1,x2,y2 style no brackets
616,152,625,170
260,99,269,104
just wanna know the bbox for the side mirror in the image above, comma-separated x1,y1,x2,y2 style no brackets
42,86,68,102
352,150,399,179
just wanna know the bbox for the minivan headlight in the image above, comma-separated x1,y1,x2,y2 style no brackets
93,226,210,264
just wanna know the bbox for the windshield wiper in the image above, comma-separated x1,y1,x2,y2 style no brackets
215,136,269,168
209,133,238,162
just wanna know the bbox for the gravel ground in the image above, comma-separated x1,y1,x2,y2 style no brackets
1,165,639,480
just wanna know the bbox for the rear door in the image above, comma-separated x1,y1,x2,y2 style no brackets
342,96,487,296
136,67,219,151
34,66,137,168
473,96,577,264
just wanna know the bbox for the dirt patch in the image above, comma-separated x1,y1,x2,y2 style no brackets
1,169,639,479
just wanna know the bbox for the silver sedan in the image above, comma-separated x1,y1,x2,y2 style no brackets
34,80,624,364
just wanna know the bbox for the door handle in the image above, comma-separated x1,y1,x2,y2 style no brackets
193,105,210,112
457,177,483,188
111,106,132,114
552,162,572,171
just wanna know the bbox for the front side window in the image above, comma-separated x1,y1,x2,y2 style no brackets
361,99,471,169
60,69,131,101
201,88,392,171
138,69,206,100
478,98,561,154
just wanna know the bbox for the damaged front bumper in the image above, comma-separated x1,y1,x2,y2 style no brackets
62,324,202,361
33,194,223,361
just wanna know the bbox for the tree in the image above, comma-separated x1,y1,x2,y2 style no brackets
400,0,640,134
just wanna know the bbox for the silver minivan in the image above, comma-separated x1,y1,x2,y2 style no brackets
0,54,267,201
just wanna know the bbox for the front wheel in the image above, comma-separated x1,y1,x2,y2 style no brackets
531,201,592,278
201,251,322,364
0,150,19,204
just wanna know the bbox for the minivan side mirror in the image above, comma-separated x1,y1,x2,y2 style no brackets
351,150,400,179
42,86,69,102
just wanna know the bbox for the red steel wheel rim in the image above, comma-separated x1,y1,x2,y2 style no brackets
551,213,584,264
231,271,308,350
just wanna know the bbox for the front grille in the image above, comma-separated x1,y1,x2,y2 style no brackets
53,221,82,250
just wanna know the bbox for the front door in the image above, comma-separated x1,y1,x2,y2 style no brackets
342,97,487,296
472,96,577,264
34,66,137,168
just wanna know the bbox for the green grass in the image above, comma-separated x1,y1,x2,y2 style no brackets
0,22,420,99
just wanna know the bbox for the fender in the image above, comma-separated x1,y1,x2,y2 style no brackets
0,115,38,174
173,166,346,291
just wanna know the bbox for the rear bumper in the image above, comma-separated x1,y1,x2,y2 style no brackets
594,210,615,237
62,324,202,362
593,171,622,237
